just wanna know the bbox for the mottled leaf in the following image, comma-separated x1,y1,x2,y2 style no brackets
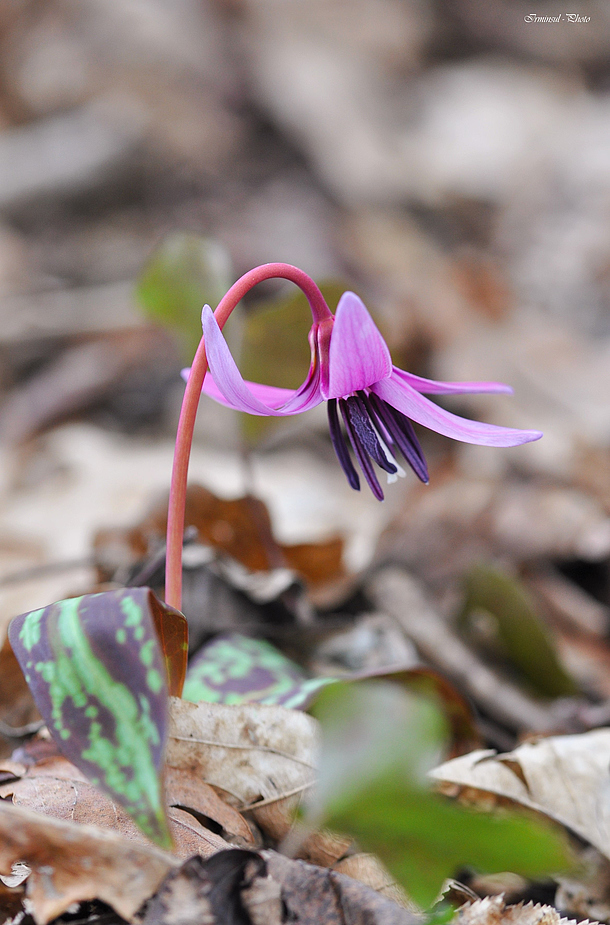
136,233,233,359
310,682,571,908
183,635,479,759
459,564,578,697
183,633,333,707
9,588,172,848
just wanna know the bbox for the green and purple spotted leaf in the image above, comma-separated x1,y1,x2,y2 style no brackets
183,633,334,708
8,588,179,849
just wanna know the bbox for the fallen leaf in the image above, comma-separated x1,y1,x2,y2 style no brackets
0,753,234,859
166,696,318,841
333,854,417,911
143,848,424,925
0,800,176,923
94,483,345,588
0,633,38,750
262,850,423,925
430,729,610,862
165,766,255,846
457,895,599,925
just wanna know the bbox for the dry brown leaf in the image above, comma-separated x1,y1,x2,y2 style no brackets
457,895,600,925
0,753,235,859
165,765,255,846
95,483,345,587
167,807,231,859
430,730,610,859
166,697,318,841
261,850,422,925
0,799,176,924
333,854,417,911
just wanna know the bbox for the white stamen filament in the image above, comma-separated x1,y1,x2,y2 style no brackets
374,428,406,483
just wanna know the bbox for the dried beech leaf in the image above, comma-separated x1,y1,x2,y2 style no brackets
0,754,231,859
430,730,610,860
144,848,424,925
281,536,345,587
165,765,254,845
333,854,417,911
8,588,173,847
0,800,176,924
0,632,38,748
95,483,345,587
261,850,423,925
166,697,318,841
166,807,231,859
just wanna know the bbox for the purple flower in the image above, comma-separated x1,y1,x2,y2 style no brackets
186,291,541,500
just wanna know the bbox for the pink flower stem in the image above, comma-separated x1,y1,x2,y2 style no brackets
165,263,331,616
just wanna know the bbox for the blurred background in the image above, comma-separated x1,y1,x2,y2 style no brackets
3,0,610,664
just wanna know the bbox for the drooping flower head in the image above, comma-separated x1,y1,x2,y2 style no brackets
184,287,541,501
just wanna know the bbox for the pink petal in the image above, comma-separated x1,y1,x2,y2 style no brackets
372,374,542,447
324,292,392,400
191,305,323,416
391,367,513,396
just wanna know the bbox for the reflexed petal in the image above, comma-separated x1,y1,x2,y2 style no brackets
372,374,543,447
197,372,292,409
391,367,513,396
192,305,324,416
325,292,392,400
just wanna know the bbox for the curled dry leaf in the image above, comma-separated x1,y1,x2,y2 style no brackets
95,483,345,588
457,895,600,925
166,697,318,842
430,729,610,860
143,848,424,925
0,752,248,856
333,854,417,911
0,799,176,924
261,851,423,925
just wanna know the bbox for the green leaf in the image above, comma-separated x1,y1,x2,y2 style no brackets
459,564,578,698
136,233,233,359
310,682,571,908
239,280,346,443
9,588,173,848
183,633,333,707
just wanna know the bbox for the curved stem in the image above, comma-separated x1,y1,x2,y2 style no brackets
165,263,331,616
